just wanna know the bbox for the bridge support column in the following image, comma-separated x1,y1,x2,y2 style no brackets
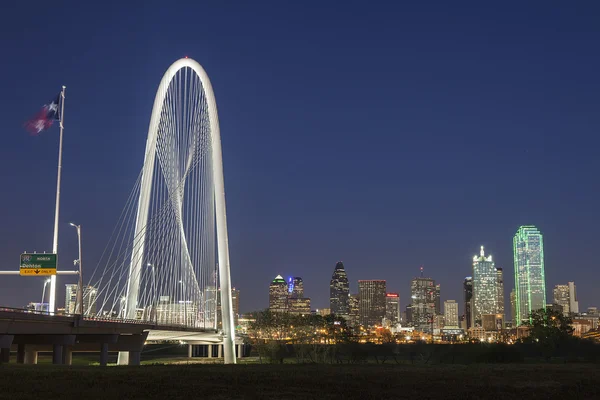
0,348,9,363
62,346,72,365
236,344,243,358
24,349,38,365
207,345,212,358
187,344,192,358
218,344,222,358
128,351,141,366
100,343,109,366
17,344,25,364
52,344,63,364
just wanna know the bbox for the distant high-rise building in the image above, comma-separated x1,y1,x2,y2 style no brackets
514,226,546,325
348,294,360,327
385,293,400,324
231,288,240,326
288,277,304,299
553,282,579,316
410,276,436,333
510,289,516,324
83,285,97,316
330,262,350,317
269,275,288,313
288,298,311,315
65,284,77,314
444,300,459,328
463,277,473,329
472,246,499,326
568,282,579,314
496,268,504,317
358,280,386,327
434,284,441,315
553,284,570,316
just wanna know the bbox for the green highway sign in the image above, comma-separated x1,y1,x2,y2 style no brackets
20,253,57,276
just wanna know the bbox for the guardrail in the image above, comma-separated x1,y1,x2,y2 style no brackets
0,306,218,332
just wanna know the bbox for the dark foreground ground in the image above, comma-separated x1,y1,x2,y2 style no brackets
1,363,599,399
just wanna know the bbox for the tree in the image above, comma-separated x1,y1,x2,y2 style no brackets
524,308,573,345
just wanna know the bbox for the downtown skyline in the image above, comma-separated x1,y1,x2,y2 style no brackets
1,2,599,314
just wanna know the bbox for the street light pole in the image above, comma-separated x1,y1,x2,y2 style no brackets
69,223,83,316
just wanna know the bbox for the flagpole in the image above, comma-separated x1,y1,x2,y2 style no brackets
48,85,66,314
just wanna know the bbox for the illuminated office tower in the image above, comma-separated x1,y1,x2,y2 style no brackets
348,294,360,327
83,285,97,315
568,282,579,314
385,293,400,324
472,246,498,326
496,268,504,317
288,277,304,298
358,280,386,327
410,276,436,332
444,300,459,328
434,284,441,315
269,275,288,313
65,284,78,314
553,284,570,316
463,277,473,329
287,276,311,315
513,226,546,325
330,262,350,317
510,289,516,324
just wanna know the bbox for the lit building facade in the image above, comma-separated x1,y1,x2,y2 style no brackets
269,275,288,313
472,246,498,326
65,284,77,314
496,268,504,317
348,294,360,327
330,262,350,317
444,300,459,328
288,298,311,315
513,226,546,325
288,277,304,299
463,277,473,329
410,276,436,333
510,289,516,324
553,284,570,316
434,284,441,315
385,293,400,324
358,280,386,327
568,282,579,314
83,285,97,315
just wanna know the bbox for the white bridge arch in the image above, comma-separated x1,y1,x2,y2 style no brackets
119,58,235,364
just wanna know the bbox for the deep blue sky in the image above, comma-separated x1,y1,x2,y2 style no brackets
1,1,599,315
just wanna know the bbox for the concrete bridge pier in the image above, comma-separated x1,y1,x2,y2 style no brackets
0,335,13,364
62,346,73,365
100,343,109,366
16,344,25,364
52,344,63,364
24,349,38,364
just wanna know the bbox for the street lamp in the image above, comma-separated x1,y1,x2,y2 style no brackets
41,278,51,312
69,222,83,316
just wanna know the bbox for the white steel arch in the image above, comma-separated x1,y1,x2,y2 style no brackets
121,58,236,364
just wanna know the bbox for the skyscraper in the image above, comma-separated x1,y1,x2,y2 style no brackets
330,262,350,317
510,289,516,324
269,275,288,312
553,282,579,316
496,267,504,317
463,277,473,329
410,276,436,333
434,284,441,315
385,293,400,324
553,284,570,316
83,285,97,315
568,282,579,314
288,277,304,298
358,280,386,327
513,226,546,325
65,284,77,314
444,300,459,328
348,294,360,327
232,288,240,326
472,246,498,326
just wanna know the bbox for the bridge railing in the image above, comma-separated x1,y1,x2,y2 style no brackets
0,306,217,331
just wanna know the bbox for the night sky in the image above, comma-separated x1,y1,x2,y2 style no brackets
1,1,599,315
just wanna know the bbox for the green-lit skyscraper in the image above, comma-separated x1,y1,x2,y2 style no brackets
513,226,546,326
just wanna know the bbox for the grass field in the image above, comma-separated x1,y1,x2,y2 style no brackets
1,363,599,399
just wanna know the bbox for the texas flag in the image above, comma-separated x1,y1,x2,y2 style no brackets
24,93,61,135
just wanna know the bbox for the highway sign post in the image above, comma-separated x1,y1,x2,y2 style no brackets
20,253,57,276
